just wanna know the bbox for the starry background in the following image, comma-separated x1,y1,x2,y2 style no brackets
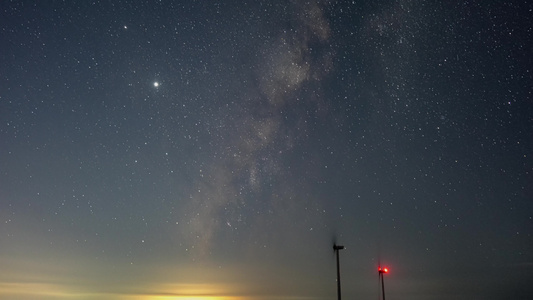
1,1,532,299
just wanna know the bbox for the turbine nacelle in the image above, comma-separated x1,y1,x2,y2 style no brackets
333,244,345,251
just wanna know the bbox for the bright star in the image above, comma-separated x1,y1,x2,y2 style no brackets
153,82,160,87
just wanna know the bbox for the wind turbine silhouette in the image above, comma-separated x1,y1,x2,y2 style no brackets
376,241,389,300
378,266,389,300
332,236,345,300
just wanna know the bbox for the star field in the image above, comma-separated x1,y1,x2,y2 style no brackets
1,1,532,299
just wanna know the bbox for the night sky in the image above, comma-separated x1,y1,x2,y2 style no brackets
1,1,532,299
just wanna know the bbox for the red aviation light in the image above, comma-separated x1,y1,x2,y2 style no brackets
378,266,389,274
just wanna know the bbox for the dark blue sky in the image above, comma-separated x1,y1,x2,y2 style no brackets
1,1,532,299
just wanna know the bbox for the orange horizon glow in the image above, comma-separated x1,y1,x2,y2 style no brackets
0,256,323,300
0,280,318,300
0,281,250,300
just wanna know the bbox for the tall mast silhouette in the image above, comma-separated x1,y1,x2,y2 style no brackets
333,243,345,300
378,266,389,300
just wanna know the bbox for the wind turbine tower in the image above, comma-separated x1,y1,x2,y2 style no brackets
333,243,345,300
378,266,389,300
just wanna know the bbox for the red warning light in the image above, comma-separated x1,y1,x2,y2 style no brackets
378,266,389,274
